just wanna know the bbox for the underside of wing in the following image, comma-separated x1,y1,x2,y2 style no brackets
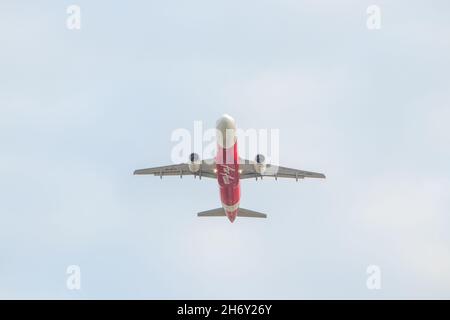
134,164,188,176
134,160,216,179
238,160,326,180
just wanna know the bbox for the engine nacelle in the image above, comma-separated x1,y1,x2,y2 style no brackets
188,153,201,173
254,154,266,174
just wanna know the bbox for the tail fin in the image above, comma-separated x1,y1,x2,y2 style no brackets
237,208,267,218
197,208,226,217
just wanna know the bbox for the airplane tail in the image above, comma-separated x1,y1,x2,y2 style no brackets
197,208,226,217
237,208,267,218
197,208,267,218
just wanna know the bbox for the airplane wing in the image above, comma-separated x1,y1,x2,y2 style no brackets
238,159,326,180
134,160,216,179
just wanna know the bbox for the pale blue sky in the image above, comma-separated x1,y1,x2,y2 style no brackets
1,0,450,299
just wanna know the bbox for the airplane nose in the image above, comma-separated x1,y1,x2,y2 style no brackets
216,114,236,149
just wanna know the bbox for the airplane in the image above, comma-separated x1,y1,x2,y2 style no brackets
134,114,326,223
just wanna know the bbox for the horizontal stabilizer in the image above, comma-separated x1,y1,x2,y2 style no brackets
237,208,267,218
197,208,226,217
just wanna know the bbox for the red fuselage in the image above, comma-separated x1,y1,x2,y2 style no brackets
216,140,240,222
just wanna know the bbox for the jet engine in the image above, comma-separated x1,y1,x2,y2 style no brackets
254,154,266,174
188,153,201,173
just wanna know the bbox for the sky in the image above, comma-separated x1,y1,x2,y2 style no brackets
0,0,450,299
